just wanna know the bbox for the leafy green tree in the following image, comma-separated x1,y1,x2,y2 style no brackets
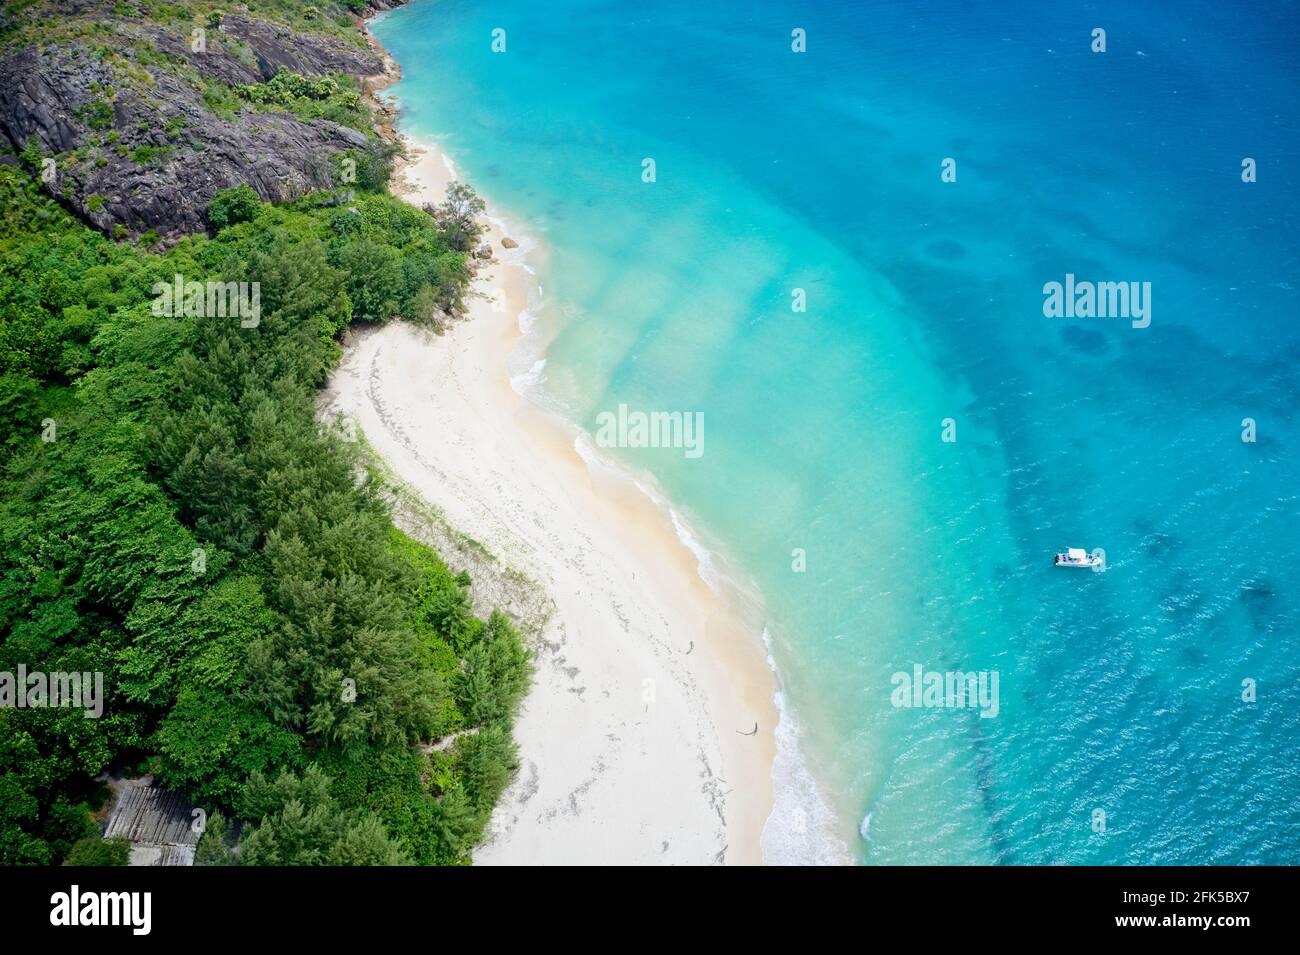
335,238,404,323
0,717,53,865
193,811,234,866
65,835,131,866
426,181,485,253
207,185,263,231
457,611,532,726
234,766,410,865
153,687,303,805
349,140,397,193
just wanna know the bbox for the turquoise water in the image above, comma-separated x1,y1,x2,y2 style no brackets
373,0,1300,864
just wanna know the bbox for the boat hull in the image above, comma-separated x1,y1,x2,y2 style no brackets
1054,553,1102,568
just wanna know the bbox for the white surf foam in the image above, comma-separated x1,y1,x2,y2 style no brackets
666,507,723,591
760,628,853,866
509,358,546,397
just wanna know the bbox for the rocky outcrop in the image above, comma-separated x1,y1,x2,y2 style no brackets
0,2,393,243
220,14,383,81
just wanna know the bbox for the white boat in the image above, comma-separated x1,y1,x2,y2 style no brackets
1054,547,1101,568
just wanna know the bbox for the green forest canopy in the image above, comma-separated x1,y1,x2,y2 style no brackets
0,119,529,865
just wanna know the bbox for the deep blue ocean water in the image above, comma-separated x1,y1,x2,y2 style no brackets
373,0,1300,864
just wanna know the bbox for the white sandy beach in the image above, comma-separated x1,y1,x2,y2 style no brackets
321,137,777,864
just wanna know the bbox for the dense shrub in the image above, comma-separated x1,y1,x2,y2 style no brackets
206,185,263,231
65,835,131,866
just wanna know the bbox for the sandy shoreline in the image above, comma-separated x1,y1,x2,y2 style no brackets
326,47,778,863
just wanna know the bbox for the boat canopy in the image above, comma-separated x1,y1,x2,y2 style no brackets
1066,548,1087,560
